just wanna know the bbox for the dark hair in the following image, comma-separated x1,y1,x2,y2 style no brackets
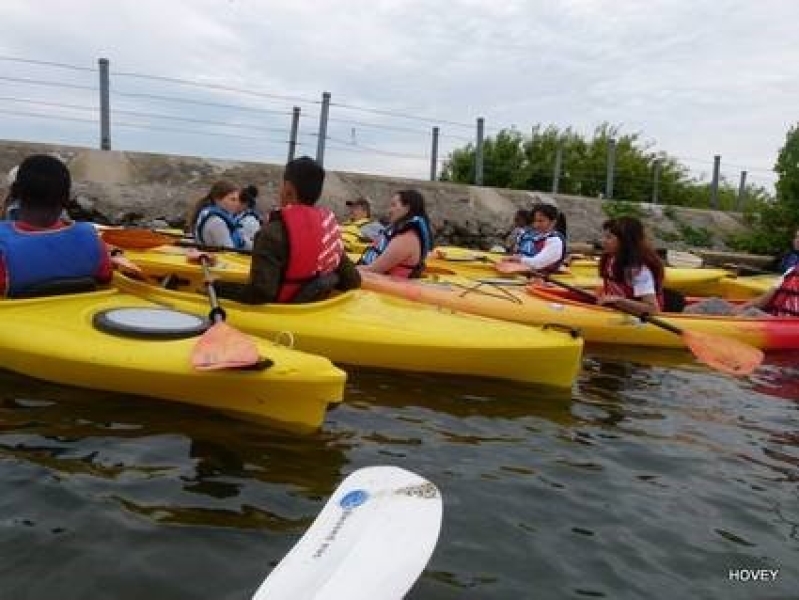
284,156,325,205
240,184,259,208
513,209,530,228
186,180,238,231
530,203,567,237
599,216,664,288
394,189,429,221
15,155,71,211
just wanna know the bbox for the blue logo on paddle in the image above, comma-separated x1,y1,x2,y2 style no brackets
339,489,369,509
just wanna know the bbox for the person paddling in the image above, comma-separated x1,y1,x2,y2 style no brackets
597,216,664,315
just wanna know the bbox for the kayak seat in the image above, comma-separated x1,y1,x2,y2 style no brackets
9,277,98,299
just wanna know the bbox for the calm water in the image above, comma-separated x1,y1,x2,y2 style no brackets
1,347,797,600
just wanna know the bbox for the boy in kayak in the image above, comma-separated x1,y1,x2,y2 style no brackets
0,154,112,297
216,156,360,303
341,197,383,247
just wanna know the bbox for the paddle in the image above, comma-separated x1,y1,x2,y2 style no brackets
190,253,260,370
522,269,764,377
99,227,254,256
252,465,442,600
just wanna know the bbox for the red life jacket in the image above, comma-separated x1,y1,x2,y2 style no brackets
766,267,799,316
601,258,664,309
276,204,344,303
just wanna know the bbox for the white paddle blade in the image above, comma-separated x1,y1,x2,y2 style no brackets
253,466,442,600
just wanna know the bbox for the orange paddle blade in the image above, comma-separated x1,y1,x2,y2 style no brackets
101,228,174,249
191,321,260,370
110,253,143,275
682,330,764,376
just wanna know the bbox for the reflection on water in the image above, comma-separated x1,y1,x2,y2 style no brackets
1,348,798,599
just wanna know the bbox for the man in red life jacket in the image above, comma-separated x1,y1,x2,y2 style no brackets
0,154,112,297
216,156,360,304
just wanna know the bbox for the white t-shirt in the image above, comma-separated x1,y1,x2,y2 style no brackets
630,265,656,297
519,236,564,270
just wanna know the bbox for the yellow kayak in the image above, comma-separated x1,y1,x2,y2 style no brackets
114,272,584,388
430,247,729,293
0,288,345,431
359,272,799,350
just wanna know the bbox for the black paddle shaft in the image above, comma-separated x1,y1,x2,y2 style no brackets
199,255,226,323
534,271,685,336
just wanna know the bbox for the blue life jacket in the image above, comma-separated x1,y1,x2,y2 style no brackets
0,221,103,297
780,250,799,272
517,229,567,272
194,206,245,249
359,215,433,278
235,208,262,227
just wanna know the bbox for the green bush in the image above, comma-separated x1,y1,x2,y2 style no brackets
678,224,713,248
602,200,644,220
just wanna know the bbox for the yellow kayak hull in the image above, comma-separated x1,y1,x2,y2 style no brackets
430,247,729,293
114,273,584,388
359,273,799,350
0,289,345,431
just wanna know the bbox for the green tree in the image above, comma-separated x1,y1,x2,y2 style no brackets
728,123,799,254
440,123,773,212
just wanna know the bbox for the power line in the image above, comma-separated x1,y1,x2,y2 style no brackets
113,69,318,106
0,74,96,91
0,95,98,113
331,100,473,129
0,55,95,72
113,89,293,116
112,108,289,134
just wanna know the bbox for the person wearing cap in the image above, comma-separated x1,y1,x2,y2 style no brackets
341,198,383,250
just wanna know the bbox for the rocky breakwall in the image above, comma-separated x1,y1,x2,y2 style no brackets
1,140,749,253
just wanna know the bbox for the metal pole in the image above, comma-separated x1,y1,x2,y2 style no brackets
710,154,721,209
316,91,331,166
652,159,661,204
475,117,484,186
430,126,439,181
605,138,616,199
98,58,111,150
552,144,562,194
736,170,748,211
287,106,300,162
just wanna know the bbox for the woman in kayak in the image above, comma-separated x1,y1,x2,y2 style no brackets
187,180,244,249
500,203,568,273
357,189,433,278
597,216,664,314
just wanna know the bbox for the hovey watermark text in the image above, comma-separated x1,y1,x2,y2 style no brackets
728,569,779,582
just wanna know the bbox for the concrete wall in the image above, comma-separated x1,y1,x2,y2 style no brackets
0,139,748,251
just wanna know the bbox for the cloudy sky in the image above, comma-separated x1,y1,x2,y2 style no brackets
1,0,796,191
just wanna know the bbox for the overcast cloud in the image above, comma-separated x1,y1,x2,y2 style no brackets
1,0,796,190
